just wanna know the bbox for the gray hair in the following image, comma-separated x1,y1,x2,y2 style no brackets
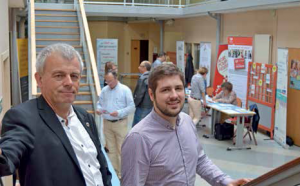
36,43,83,74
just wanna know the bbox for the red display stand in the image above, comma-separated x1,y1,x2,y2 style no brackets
246,62,277,138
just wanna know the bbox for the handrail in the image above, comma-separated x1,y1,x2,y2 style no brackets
30,0,37,97
78,0,101,97
84,0,220,8
84,1,184,8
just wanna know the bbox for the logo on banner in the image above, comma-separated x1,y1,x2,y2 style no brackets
217,50,228,77
234,58,245,69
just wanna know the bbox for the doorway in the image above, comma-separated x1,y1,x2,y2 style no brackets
131,40,149,73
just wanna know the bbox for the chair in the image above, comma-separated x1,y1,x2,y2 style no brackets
236,98,242,108
229,103,259,145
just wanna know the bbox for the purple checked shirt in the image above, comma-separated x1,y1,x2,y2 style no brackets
121,110,233,186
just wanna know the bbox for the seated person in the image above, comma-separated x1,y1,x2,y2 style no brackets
212,82,237,105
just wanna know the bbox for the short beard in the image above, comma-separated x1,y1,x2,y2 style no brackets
154,98,184,117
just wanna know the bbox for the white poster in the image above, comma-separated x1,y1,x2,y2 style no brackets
97,39,118,86
199,42,212,86
227,37,253,108
274,48,289,149
176,41,185,74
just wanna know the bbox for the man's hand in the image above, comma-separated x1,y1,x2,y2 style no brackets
110,111,118,117
203,100,207,107
0,148,2,155
96,110,102,115
227,178,252,186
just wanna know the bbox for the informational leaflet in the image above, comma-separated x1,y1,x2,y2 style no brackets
97,39,118,87
274,48,289,149
199,42,212,86
228,37,253,108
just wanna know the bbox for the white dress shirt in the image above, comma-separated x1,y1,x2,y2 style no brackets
56,106,104,186
97,82,135,120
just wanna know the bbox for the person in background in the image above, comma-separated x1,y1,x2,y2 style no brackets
97,70,135,179
185,52,195,86
0,43,112,186
162,55,173,65
104,61,117,87
152,52,166,68
212,82,237,105
188,67,208,125
132,61,153,127
121,64,251,186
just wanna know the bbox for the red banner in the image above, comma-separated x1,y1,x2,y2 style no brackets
212,44,228,95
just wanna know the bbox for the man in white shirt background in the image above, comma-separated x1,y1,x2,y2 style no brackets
97,70,135,179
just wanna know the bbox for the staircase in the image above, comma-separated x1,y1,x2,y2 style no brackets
33,3,98,115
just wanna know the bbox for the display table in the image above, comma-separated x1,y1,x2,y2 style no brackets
206,100,256,150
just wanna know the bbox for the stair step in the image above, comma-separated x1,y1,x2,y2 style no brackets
74,101,93,105
36,25,79,29
37,38,80,41
36,32,79,35
36,21,79,27
36,45,82,48
77,92,91,95
35,8,76,12
87,110,95,114
36,20,78,23
80,83,94,87
36,14,77,17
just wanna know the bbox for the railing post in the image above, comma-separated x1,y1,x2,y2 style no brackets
179,0,182,8
132,0,134,6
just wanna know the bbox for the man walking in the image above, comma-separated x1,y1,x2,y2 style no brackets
0,43,112,186
121,64,250,186
132,61,153,127
97,70,135,178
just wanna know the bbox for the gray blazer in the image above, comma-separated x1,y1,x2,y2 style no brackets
133,71,153,109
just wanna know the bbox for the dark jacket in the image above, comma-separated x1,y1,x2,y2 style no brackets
0,96,112,186
185,53,195,85
133,71,153,109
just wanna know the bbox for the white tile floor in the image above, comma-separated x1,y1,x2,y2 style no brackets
193,110,300,185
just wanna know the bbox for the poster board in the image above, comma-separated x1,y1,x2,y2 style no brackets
287,48,300,146
212,44,228,95
274,48,289,148
176,41,185,74
247,62,277,138
228,36,253,107
97,39,118,87
17,39,29,102
199,42,212,86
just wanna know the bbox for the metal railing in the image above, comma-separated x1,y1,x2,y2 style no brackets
34,0,219,8
84,0,219,8
28,0,37,99
74,0,102,136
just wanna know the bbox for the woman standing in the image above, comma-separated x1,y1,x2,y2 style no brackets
188,67,208,125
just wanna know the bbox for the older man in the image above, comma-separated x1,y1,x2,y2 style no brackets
97,70,135,178
121,64,251,186
0,43,112,186
132,61,153,127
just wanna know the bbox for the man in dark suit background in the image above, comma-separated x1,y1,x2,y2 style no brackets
0,43,112,186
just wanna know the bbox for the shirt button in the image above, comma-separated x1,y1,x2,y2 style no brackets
88,164,90,168
81,144,84,147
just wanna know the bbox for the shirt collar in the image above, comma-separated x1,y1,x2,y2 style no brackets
150,109,182,130
56,106,76,125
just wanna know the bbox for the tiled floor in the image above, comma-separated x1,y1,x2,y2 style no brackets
182,104,300,185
